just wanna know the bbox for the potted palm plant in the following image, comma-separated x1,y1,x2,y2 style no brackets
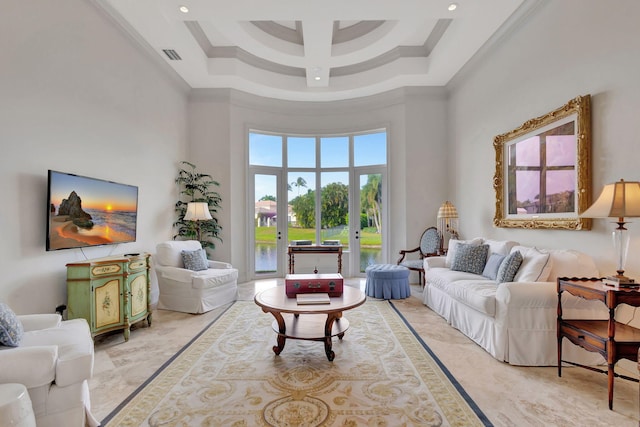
174,161,222,252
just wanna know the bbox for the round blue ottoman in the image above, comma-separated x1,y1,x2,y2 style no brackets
365,264,411,299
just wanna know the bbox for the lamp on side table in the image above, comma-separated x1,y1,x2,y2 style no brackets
580,179,640,286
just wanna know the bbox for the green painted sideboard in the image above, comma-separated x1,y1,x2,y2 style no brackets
66,253,152,341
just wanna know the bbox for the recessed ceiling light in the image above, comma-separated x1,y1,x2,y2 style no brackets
314,76,321,81
179,5,189,13
448,3,458,11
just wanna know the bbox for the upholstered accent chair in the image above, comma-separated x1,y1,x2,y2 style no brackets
0,311,98,427
155,240,238,314
397,226,440,287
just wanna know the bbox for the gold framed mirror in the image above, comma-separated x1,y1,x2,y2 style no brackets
493,95,592,230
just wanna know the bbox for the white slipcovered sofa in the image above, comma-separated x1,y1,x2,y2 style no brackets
155,240,238,314
0,311,98,427
422,238,608,366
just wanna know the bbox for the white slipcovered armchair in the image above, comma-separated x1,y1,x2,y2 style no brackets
155,240,238,314
0,312,98,427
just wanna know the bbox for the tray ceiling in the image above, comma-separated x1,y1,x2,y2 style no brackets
98,0,534,101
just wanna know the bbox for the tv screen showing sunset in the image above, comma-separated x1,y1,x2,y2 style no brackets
47,170,138,251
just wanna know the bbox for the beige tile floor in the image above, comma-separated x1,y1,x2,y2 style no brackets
90,279,639,426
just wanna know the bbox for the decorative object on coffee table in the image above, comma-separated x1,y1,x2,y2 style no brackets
285,273,343,297
581,179,640,285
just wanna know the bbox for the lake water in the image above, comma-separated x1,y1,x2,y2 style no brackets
255,244,381,274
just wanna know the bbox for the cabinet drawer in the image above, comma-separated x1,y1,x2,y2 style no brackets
560,323,606,353
91,263,123,277
128,259,147,272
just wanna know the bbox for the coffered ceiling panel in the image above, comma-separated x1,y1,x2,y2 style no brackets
97,0,535,101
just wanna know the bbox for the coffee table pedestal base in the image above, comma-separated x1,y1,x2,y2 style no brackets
269,312,349,361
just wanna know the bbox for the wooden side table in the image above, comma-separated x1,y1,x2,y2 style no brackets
288,244,343,274
557,277,640,409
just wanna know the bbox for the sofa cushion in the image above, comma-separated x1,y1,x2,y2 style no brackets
446,280,500,316
0,303,23,347
445,238,483,267
512,246,553,282
192,268,239,290
497,250,523,283
427,269,498,316
182,249,208,271
451,244,489,275
482,253,506,280
427,267,489,288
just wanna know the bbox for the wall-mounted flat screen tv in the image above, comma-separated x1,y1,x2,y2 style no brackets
46,170,138,251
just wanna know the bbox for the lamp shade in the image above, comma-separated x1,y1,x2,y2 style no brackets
581,180,640,219
184,202,212,221
437,201,458,219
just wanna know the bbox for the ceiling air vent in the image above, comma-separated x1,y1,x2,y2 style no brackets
162,49,182,61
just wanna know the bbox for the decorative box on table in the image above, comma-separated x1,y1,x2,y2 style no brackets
285,273,343,297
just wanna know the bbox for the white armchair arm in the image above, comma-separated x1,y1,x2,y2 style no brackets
156,265,197,283
0,345,57,388
208,260,232,269
18,314,62,332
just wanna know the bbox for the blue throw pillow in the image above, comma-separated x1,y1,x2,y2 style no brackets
451,243,489,275
496,251,523,283
182,249,208,271
482,253,506,280
0,303,24,347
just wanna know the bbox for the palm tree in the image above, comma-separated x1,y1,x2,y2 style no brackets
290,177,307,197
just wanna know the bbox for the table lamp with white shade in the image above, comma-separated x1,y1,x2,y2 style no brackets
184,202,212,242
580,179,640,285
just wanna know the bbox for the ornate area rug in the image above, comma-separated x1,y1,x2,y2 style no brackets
102,300,491,426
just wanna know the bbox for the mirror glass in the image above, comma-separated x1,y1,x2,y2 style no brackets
493,95,592,230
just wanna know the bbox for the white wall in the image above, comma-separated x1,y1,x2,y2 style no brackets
188,88,448,283
448,0,640,278
0,0,189,313
7,0,636,315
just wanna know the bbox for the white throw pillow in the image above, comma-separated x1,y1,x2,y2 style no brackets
483,239,519,256
445,238,483,267
512,246,553,282
545,249,599,281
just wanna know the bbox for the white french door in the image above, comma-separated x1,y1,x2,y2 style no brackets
249,168,286,279
350,168,386,277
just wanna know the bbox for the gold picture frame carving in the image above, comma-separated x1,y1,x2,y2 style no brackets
493,95,592,230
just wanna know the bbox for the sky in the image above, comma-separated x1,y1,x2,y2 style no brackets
511,134,576,204
49,171,138,212
250,131,386,202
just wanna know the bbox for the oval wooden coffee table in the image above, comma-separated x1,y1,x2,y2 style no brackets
254,286,366,361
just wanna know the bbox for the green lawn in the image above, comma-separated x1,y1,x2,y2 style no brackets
255,226,381,247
